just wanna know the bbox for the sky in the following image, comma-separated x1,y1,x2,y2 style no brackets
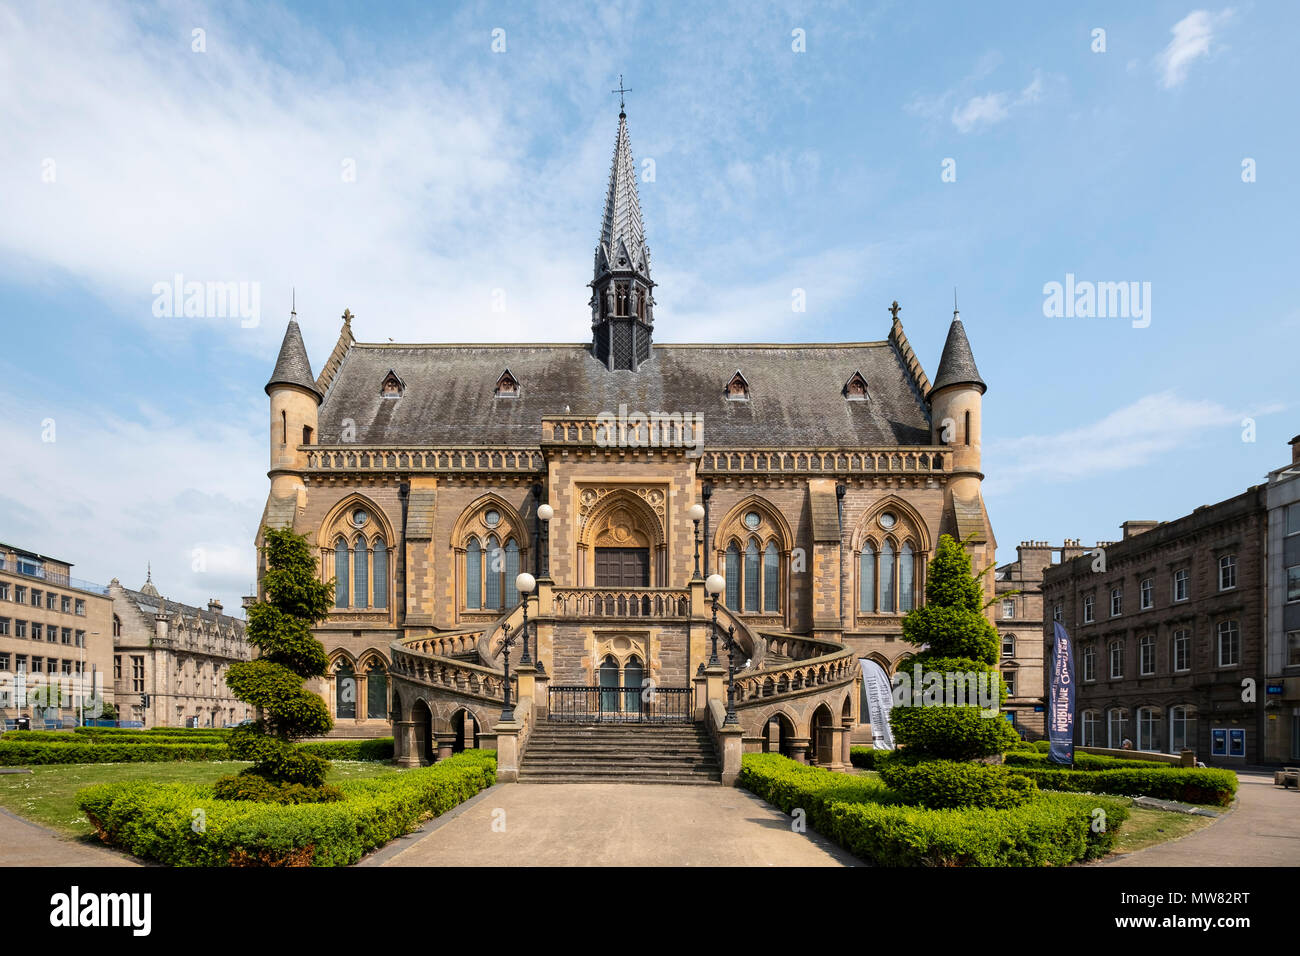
0,0,1295,611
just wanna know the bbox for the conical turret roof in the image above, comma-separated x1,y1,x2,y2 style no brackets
265,318,322,400
930,316,986,395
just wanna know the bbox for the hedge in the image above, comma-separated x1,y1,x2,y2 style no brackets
1,730,229,746
1010,766,1237,807
738,753,1128,866
876,758,1038,810
0,742,230,765
78,750,496,866
297,739,394,761
849,746,884,770
1004,751,1170,771
73,726,230,737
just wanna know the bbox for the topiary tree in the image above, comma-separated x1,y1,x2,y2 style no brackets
215,526,339,803
888,533,1018,761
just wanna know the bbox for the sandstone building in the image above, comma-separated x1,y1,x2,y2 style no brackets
256,107,1000,776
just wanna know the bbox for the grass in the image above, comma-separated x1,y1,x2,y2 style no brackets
1109,803,1217,854
0,760,403,837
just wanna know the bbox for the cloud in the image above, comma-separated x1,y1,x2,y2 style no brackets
908,62,1047,134
983,391,1280,494
1157,9,1234,89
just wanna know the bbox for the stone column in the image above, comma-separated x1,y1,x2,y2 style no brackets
495,719,521,782
825,724,848,771
789,736,811,765
436,733,456,761
693,668,709,721
355,673,368,721
718,722,745,786
534,668,550,720
394,720,420,768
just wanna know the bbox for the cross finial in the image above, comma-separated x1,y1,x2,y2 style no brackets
888,300,901,321
341,307,353,324
612,74,631,115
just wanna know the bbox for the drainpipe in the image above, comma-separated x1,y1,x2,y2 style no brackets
836,482,847,633
702,482,713,577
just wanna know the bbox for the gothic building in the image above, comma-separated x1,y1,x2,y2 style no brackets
256,107,998,777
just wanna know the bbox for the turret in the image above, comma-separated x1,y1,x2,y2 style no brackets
265,313,322,496
928,307,986,500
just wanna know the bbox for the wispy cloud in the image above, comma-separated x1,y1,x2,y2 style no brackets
1157,8,1234,89
907,62,1047,134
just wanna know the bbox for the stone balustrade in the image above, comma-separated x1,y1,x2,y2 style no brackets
698,447,949,475
391,641,515,703
551,587,691,620
731,644,858,707
305,446,544,473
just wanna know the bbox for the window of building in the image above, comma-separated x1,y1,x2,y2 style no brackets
1109,640,1124,679
14,586,25,603
1288,630,1300,667
1217,620,1240,667
1002,599,1015,619
1140,577,1153,610
0,653,8,671
1107,708,1128,748
335,661,356,719
1136,706,1159,751
1003,670,1016,696
1173,568,1188,602
1218,554,1237,591
45,592,56,610
464,535,518,611
1288,502,1300,536
0,583,8,600
31,623,42,641
75,630,84,648
15,620,26,638
131,656,145,693
61,596,71,613
1001,633,1015,658
30,589,41,607
1083,594,1095,623
1288,564,1300,603
0,618,8,636
334,534,389,610
1081,710,1099,747
113,655,121,680
75,599,85,616
1110,586,1123,617
1082,644,1096,681
1173,629,1190,672
112,615,121,638
858,539,918,615
61,628,71,645
1139,635,1155,675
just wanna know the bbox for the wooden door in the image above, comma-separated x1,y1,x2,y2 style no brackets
595,547,650,587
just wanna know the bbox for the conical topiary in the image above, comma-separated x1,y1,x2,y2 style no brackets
888,533,1018,761
215,526,339,803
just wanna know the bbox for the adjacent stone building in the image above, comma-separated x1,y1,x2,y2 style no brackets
1042,490,1268,766
1263,436,1300,762
108,571,253,729
0,542,114,725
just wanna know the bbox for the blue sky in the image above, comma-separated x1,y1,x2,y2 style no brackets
0,0,1294,609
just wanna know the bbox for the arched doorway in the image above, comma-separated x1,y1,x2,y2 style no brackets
809,704,834,765
335,661,356,720
765,712,797,757
450,708,480,753
365,660,388,722
411,699,434,765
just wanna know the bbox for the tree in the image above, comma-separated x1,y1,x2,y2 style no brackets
888,533,1017,760
215,526,339,803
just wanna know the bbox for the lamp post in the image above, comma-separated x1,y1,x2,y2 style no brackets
688,503,704,580
705,573,724,666
537,503,553,577
721,624,739,725
701,483,713,576
499,624,519,722
515,572,536,666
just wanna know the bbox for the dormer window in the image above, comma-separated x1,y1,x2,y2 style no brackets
842,370,869,401
725,370,750,402
494,368,520,399
380,370,404,399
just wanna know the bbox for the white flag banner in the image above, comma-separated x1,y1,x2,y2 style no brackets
859,658,895,750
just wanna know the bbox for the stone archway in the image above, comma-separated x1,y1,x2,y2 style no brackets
577,487,667,586
809,703,835,766
410,698,434,766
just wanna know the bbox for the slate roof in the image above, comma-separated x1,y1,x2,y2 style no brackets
266,319,323,399
930,318,985,395
118,587,247,633
315,342,934,448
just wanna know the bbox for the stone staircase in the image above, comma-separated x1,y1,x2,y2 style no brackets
518,721,722,785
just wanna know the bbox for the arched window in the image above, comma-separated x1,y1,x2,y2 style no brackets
336,661,356,719
504,539,520,607
1107,708,1128,749
372,537,387,609
353,536,369,609
899,543,915,612
484,535,502,610
1081,710,1099,747
880,541,896,613
1136,706,1158,751
623,656,643,715
334,537,349,608
1169,705,1195,754
859,544,875,613
763,542,779,613
744,540,760,611
466,538,482,609
366,661,388,720
725,544,740,608
598,655,620,714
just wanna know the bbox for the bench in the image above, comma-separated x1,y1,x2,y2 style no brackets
1274,767,1300,788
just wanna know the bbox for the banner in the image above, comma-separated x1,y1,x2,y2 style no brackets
1047,620,1075,765
859,658,895,750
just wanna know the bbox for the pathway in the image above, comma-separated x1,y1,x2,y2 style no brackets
0,806,138,867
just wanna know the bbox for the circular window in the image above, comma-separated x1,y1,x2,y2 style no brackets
351,508,368,528
744,511,761,530
484,509,501,528
879,512,897,530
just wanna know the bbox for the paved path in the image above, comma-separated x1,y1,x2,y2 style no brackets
0,806,138,867
368,783,859,867
1106,770,1300,867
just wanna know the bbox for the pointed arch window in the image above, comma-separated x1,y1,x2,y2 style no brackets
366,660,388,720
466,538,483,610
899,543,915,612
744,540,760,611
763,542,779,613
880,541,896,613
723,537,782,615
504,539,520,606
353,536,369,609
725,544,741,608
859,544,875,613
372,537,387,610
334,537,349,608
335,661,356,719
484,535,502,610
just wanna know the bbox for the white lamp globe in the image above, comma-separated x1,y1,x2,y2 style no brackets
705,573,725,596
515,572,536,594
537,503,554,521
687,504,705,522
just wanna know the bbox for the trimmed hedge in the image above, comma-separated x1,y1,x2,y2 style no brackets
876,757,1038,810
738,753,1128,866
849,746,885,770
1004,751,1170,771
73,726,231,737
1011,765,1237,807
79,750,496,866
297,739,394,761
1,730,228,746
0,742,229,765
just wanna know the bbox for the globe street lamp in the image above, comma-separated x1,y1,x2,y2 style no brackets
515,572,536,665
498,624,519,722
721,624,740,725
688,503,705,580
705,573,725,666
537,503,554,577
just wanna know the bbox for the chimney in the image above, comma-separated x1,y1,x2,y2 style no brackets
207,598,223,615
1121,520,1158,540
1291,434,1300,465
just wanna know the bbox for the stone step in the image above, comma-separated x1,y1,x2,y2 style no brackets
516,774,723,785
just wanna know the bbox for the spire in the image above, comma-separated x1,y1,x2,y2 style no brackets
931,309,986,395
596,111,650,281
140,563,159,599
265,315,323,400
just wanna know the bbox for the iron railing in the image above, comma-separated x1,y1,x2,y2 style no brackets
548,685,692,724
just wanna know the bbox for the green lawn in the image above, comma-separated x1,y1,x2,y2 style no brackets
1110,803,1217,854
0,760,403,837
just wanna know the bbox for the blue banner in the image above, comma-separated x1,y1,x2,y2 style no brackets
1047,620,1075,765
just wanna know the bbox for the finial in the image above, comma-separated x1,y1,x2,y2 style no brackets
146,562,151,582
612,74,632,116
953,287,959,321
341,307,353,324
888,300,901,321
291,288,296,318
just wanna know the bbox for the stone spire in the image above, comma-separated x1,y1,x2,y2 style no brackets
265,317,323,400
140,563,160,599
930,309,986,395
590,104,654,370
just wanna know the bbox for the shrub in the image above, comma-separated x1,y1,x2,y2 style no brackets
738,753,1127,866
849,747,884,770
1011,766,1237,807
1005,751,1170,771
1033,740,1051,753
298,739,394,761
78,751,496,866
889,705,1019,761
0,742,229,765
876,757,1038,809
